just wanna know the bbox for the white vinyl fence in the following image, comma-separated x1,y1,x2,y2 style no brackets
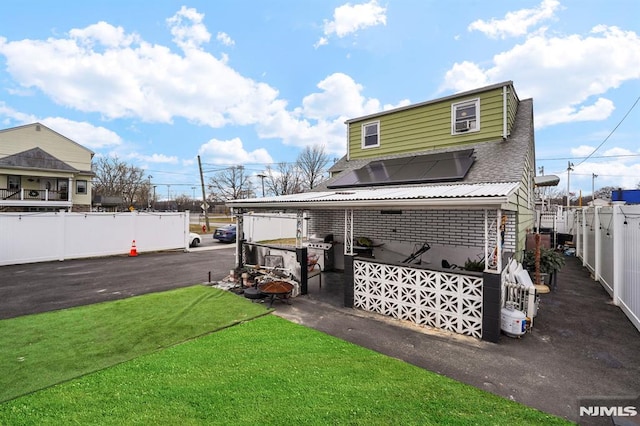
241,212,303,243
0,211,190,266
574,203,640,332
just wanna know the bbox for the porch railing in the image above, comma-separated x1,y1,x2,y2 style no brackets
0,188,68,201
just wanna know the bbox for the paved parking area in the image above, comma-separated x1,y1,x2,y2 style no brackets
0,246,235,319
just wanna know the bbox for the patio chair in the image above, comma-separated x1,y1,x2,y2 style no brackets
307,254,322,289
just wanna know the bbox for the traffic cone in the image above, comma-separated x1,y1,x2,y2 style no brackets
129,240,138,257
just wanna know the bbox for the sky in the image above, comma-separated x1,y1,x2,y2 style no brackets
1,0,639,200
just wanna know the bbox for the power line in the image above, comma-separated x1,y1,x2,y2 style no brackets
574,95,640,167
537,153,640,162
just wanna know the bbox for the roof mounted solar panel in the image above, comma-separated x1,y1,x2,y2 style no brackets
327,148,475,189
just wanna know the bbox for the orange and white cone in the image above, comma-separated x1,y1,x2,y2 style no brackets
129,240,138,257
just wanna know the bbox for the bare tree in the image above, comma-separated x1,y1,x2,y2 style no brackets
209,166,254,200
297,144,330,189
264,162,303,195
593,186,619,201
92,156,148,206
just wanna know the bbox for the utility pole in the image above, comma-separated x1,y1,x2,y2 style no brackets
566,161,574,229
566,161,574,210
198,155,210,232
147,175,153,209
592,173,598,200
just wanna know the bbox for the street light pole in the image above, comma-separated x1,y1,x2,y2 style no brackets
257,173,266,197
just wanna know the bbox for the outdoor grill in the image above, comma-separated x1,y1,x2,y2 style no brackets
304,235,335,271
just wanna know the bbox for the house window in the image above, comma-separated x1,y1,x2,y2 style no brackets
8,175,21,191
76,180,87,194
361,121,380,149
58,179,68,200
452,99,480,134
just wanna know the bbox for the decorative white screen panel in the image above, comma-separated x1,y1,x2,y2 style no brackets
353,260,483,338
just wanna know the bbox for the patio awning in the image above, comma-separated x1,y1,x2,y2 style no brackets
227,182,520,210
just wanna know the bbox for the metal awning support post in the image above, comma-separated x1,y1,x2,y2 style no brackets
235,209,244,268
344,209,353,255
484,208,503,274
296,210,304,248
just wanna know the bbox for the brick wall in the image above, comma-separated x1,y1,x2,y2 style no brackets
308,209,516,251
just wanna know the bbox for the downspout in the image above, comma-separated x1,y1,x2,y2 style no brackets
502,85,508,140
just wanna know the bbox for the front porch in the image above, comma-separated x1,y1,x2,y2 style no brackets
0,175,73,211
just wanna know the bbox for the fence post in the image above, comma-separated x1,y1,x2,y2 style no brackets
581,208,587,266
612,203,624,306
594,206,601,282
58,209,66,261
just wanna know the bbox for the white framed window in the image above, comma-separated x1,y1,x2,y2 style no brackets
76,180,87,194
452,99,480,135
8,175,20,191
361,121,380,149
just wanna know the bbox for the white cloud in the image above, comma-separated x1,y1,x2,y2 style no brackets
256,73,399,154
69,21,139,48
129,153,179,164
216,32,235,46
468,0,561,39
40,118,123,150
198,137,274,165
0,8,395,158
441,25,640,128
316,0,387,47
166,6,211,50
0,12,283,128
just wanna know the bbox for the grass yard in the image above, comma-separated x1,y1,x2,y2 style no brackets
0,285,268,403
0,287,570,425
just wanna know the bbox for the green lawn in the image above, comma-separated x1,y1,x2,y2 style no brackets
0,287,570,425
0,285,268,403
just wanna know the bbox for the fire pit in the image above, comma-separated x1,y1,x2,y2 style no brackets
258,281,294,307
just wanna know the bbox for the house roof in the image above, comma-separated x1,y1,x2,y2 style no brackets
227,182,520,210
0,147,80,173
228,95,533,211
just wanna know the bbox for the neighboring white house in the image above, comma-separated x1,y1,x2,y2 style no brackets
0,123,94,212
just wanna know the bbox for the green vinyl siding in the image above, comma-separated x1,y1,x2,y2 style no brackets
348,85,517,160
505,86,519,137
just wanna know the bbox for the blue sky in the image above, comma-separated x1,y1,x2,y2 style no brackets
1,0,639,199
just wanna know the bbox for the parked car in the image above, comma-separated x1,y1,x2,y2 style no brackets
213,224,237,243
189,233,201,247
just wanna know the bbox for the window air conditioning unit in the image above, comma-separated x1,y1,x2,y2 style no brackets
455,121,471,132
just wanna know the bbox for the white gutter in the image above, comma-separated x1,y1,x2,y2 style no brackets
227,196,514,210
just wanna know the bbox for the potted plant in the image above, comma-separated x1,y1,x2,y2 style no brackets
523,246,565,284
463,258,485,272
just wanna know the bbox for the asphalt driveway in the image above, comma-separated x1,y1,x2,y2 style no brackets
0,245,236,319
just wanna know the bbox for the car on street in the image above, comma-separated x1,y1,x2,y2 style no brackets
189,232,201,247
213,224,236,243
